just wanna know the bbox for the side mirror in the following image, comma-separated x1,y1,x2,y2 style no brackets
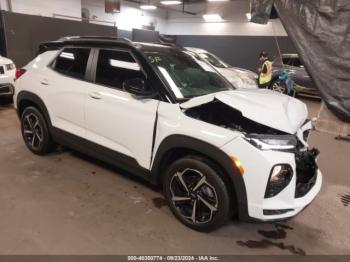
123,78,157,99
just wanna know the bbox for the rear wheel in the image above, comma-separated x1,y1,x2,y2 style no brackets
21,106,54,155
163,156,232,231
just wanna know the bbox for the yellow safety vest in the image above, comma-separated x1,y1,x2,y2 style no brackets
259,60,272,85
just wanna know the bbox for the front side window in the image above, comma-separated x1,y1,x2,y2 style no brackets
95,49,144,89
146,50,234,99
52,48,90,80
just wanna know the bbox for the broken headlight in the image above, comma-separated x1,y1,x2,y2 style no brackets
244,134,297,151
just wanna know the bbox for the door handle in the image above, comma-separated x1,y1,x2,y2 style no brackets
40,79,49,86
89,92,102,100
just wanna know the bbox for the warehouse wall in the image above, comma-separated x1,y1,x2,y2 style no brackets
0,0,296,72
81,0,167,32
176,35,296,72
164,0,294,71
164,1,287,36
0,11,117,67
0,0,81,18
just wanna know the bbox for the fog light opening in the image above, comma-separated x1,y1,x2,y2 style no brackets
265,164,293,198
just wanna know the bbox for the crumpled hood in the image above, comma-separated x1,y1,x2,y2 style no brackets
181,89,308,134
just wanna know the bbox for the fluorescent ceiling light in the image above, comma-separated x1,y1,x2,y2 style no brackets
140,5,157,10
246,13,251,21
207,0,229,2
203,14,223,22
160,0,182,5
109,59,140,71
60,52,75,60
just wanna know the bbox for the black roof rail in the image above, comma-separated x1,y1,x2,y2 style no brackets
57,36,133,44
58,35,127,41
157,42,178,47
38,36,135,54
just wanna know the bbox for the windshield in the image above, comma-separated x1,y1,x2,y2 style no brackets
145,50,234,99
198,52,229,69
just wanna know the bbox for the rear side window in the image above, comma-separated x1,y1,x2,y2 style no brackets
95,49,144,89
282,57,292,66
52,48,90,80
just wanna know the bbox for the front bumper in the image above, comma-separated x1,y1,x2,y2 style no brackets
221,136,322,221
256,170,322,220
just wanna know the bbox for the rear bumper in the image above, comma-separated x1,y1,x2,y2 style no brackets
0,83,14,96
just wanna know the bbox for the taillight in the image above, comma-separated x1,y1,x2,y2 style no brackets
15,68,26,81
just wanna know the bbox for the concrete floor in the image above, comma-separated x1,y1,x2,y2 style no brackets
0,97,349,255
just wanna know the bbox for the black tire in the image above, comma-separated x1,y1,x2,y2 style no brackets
270,79,288,94
21,106,54,155
163,156,232,232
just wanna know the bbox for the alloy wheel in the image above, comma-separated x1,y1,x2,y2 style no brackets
272,81,287,94
23,113,44,151
170,168,218,224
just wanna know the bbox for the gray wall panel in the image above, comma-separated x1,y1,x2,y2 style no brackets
176,35,296,72
0,11,118,67
132,29,159,43
118,29,132,40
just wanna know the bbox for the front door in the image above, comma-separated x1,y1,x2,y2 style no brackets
85,48,159,169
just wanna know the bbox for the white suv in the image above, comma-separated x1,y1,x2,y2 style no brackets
14,37,322,231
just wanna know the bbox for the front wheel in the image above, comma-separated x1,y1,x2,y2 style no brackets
163,156,232,232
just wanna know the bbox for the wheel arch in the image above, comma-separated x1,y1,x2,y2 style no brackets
151,134,249,220
16,91,52,128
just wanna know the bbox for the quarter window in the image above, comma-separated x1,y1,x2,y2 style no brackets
52,48,90,80
95,49,144,89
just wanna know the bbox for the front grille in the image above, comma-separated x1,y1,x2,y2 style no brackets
295,149,319,198
263,209,294,215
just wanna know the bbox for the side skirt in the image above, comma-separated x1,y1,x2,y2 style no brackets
51,127,158,185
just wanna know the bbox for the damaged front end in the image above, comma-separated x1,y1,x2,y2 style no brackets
183,95,320,201
183,97,314,153
183,98,311,153
181,90,313,152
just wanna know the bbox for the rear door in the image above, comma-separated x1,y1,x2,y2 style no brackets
44,47,93,138
85,48,159,169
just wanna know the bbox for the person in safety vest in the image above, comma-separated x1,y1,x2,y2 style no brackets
258,51,273,89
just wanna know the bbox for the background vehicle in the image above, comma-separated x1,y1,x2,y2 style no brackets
14,37,321,231
0,56,16,100
185,47,258,89
272,54,320,99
